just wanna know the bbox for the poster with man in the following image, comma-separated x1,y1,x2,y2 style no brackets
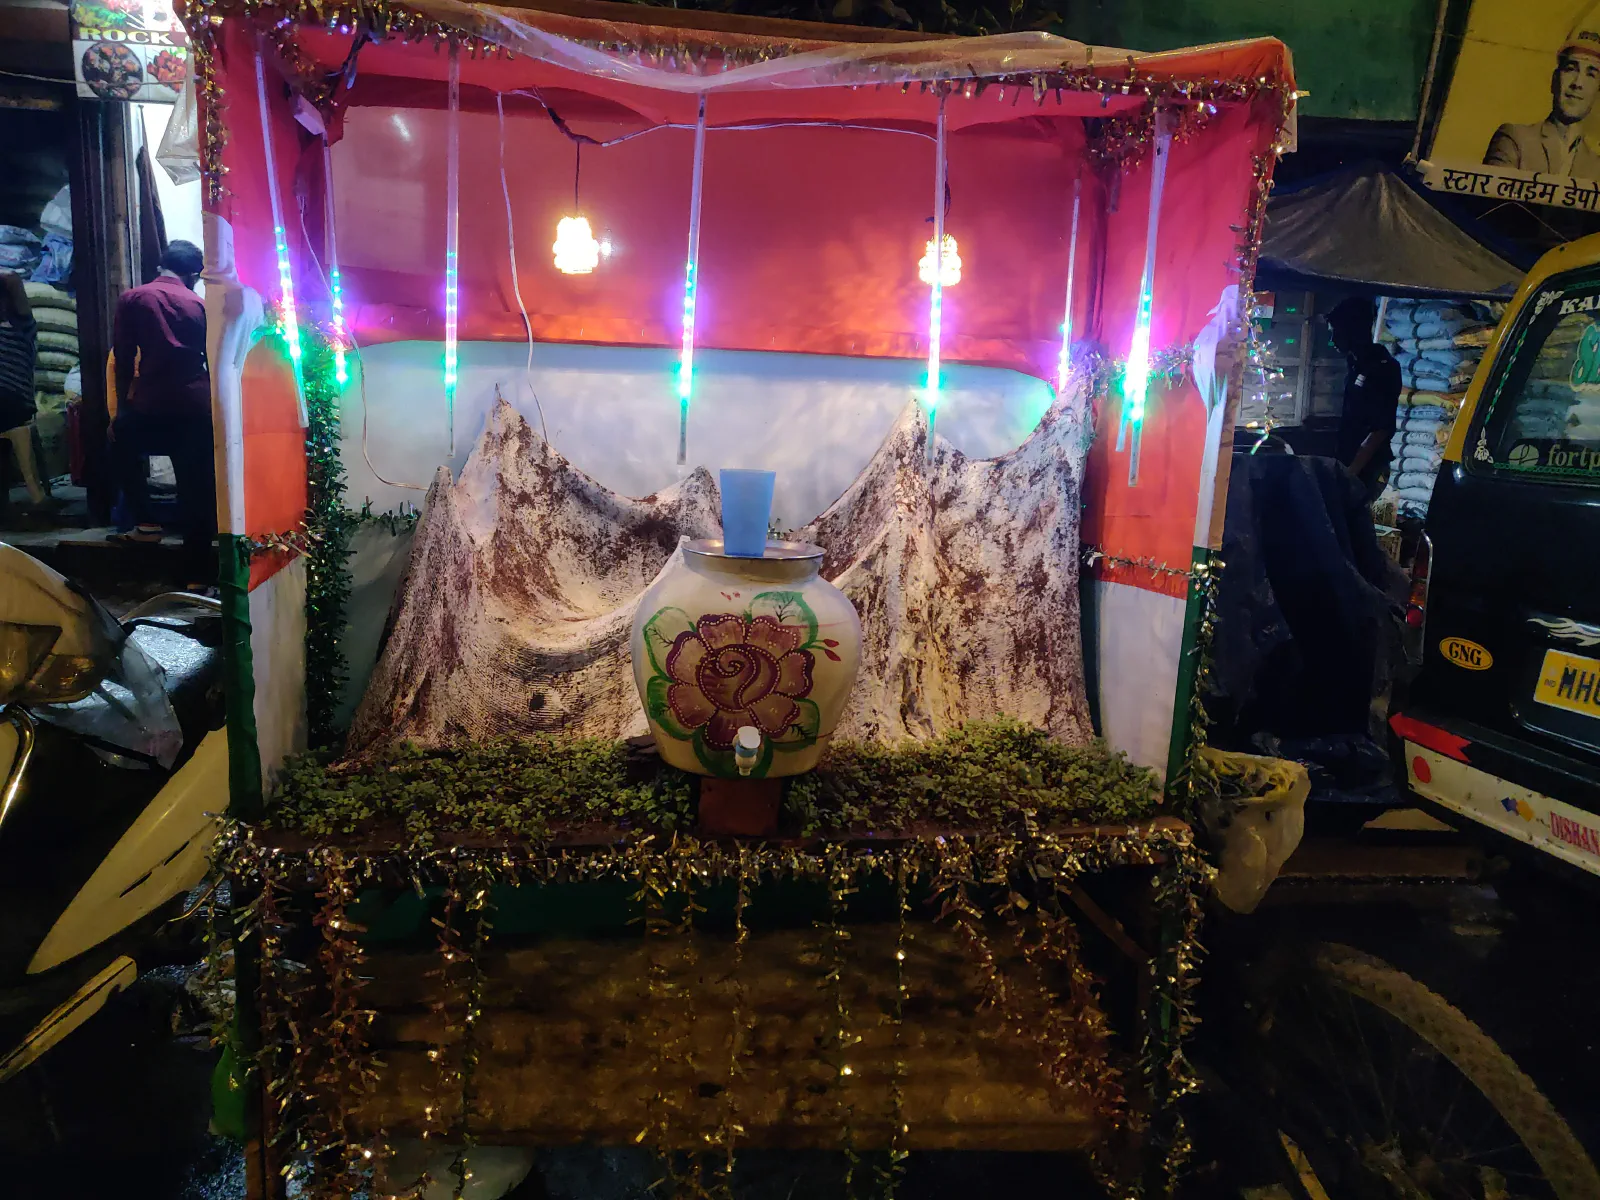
1422,1,1600,213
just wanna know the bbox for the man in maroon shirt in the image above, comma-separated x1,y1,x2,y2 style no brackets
109,240,214,577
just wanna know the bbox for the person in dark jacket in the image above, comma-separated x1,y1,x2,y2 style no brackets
1327,297,1401,505
108,240,214,576
0,271,50,508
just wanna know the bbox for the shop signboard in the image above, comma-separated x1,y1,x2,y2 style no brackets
1422,0,1600,213
71,0,188,103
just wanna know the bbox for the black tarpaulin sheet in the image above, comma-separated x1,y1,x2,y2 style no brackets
1258,162,1522,300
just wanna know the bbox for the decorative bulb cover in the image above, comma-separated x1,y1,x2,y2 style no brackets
553,215,600,275
918,234,962,287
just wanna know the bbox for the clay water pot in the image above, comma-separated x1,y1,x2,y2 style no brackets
630,538,861,779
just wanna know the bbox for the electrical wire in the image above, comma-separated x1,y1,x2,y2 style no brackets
497,91,548,447
505,85,939,147
0,68,72,85
296,160,427,491
284,94,942,491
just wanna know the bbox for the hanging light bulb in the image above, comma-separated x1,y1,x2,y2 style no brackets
918,233,961,288
553,216,600,274
554,141,601,275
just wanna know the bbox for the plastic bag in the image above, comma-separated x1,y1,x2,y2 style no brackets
38,186,71,239
1198,747,1309,913
31,233,73,285
0,244,41,272
0,225,39,248
157,74,201,186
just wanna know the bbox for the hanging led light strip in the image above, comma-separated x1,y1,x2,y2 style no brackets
676,94,708,466
321,141,348,387
924,93,948,463
1056,175,1082,395
1117,112,1174,486
254,47,306,425
444,39,461,457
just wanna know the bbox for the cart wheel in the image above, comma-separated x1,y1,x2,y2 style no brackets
1254,943,1600,1200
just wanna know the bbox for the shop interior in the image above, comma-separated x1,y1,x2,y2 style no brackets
0,86,202,583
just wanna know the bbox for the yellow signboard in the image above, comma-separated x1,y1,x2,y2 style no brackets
1422,1,1600,213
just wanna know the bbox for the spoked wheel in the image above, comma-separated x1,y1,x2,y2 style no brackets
1254,943,1600,1200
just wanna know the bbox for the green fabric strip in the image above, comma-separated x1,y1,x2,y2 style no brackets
220,534,264,821
1163,545,1211,802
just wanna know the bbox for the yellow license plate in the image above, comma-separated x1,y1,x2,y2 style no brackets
1535,649,1600,719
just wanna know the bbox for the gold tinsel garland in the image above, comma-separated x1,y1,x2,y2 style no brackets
218,820,1210,1198
180,0,1294,208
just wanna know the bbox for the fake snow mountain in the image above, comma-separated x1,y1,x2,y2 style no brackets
348,396,1093,754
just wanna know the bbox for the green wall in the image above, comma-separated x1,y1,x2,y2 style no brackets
1065,0,1439,121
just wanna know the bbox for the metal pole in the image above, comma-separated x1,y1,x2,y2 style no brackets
1410,0,1451,163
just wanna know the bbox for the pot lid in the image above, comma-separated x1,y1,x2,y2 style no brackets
684,538,824,561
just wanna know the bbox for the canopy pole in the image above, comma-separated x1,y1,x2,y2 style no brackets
1410,0,1450,162
444,38,461,457
677,93,708,466
925,92,947,464
254,43,306,427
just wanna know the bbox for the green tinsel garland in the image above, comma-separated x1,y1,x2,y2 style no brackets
250,315,419,750
298,322,356,748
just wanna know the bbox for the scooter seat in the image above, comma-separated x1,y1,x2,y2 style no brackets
125,616,225,761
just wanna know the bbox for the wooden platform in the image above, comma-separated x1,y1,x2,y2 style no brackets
342,923,1112,1152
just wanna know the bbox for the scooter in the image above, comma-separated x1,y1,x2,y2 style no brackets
0,542,226,1083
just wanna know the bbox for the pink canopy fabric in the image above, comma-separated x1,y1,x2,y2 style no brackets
198,1,1291,591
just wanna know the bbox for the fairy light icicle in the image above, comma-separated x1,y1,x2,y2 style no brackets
444,38,461,457
676,94,708,465
254,45,306,426
1117,111,1174,486
924,93,948,463
1057,174,1082,395
321,140,347,387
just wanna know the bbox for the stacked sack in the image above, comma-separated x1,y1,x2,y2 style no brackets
0,226,43,278
25,282,78,480
1512,321,1600,443
1378,298,1504,518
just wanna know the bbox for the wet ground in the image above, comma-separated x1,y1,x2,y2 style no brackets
4,829,1598,1200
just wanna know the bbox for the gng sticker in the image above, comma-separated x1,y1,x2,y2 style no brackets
1441,637,1494,670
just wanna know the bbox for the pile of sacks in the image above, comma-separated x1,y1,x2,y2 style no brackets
25,282,78,480
1379,297,1503,518
1512,322,1600,443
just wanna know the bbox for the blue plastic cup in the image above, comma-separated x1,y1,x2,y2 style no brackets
720,469,775,558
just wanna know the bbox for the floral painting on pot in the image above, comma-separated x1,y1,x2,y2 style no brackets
632,540,861,779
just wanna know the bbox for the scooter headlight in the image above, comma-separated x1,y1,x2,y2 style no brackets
0,622,103,705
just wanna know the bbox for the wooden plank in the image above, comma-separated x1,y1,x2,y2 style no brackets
339,924,1111,1151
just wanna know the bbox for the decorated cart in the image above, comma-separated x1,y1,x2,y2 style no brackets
177,1,1296,1194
